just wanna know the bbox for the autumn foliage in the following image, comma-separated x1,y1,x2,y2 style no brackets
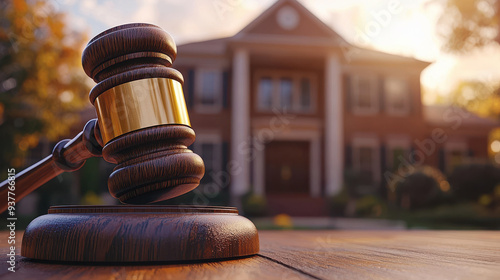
0,0,90,170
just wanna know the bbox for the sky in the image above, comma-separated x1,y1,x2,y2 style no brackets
51,0,500,104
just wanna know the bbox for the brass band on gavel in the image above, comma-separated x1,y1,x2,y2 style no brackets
93,78,191,144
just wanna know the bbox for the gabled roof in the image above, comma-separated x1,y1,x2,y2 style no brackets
177,0,429,66
346,46,431,68
233,0,349,45
178,37,230,55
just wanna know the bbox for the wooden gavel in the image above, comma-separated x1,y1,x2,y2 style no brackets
0,23,205,212
0,23,258,263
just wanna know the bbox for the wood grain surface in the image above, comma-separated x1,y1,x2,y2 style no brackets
259,230,500,280
21,206,259,263
1,230,499,279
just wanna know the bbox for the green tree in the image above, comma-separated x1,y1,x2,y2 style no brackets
450,80,500,119
0,0,90,171
437,0,499,53
435,0,500,121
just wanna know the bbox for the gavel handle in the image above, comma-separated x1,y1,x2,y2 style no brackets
0,119,102,213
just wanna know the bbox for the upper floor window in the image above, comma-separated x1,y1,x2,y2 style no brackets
384,77,410,116
195,69,222,113
351,74,379,115
258,78,273,110
256,72,315,113
279,78,293,110
299,78,312,111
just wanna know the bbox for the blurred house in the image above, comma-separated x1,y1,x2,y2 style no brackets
174,0,498,215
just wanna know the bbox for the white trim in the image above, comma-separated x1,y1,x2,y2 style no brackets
384,76,410,116
233,33,344,47
194,68,223,114
252,129,321,197
350,74,379,115
252,117,322,129
386,137,411,148
444,141,467,152
352,136,381,183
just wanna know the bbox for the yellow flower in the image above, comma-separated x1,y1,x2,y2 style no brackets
273,214,293,228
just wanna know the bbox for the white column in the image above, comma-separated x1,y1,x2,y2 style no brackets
231,49,250,197
325,53,343,196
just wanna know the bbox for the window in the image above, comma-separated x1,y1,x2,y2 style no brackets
351,74,379,115
195,69,222,112
299,78,312,111
352,137,381,190
258,78,273,110
385,77,410,115
358,147,375,183
386,138,411,171
389,148,407,170
449,150,464,167
279,78,293,110
200,143,215,172
444,142,467,173
256,72,315,113
193,135,222,184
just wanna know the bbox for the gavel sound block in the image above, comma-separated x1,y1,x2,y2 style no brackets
0,24,259,263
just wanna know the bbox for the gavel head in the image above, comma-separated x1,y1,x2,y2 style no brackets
81,23,205,204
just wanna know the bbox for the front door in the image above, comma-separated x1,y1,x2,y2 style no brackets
265,141,310,195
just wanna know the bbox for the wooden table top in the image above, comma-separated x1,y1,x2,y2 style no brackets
1,230,499,279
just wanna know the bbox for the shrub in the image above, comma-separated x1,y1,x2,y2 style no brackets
449,163,500,201
330,168,389,217
355,195,386,217
328,188,349,217
391,166,446,210
241,192,267,217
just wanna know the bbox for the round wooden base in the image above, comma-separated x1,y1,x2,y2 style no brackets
21,205,259,263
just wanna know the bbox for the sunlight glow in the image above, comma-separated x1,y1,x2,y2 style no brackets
55,0,500,103
491,140,500,153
